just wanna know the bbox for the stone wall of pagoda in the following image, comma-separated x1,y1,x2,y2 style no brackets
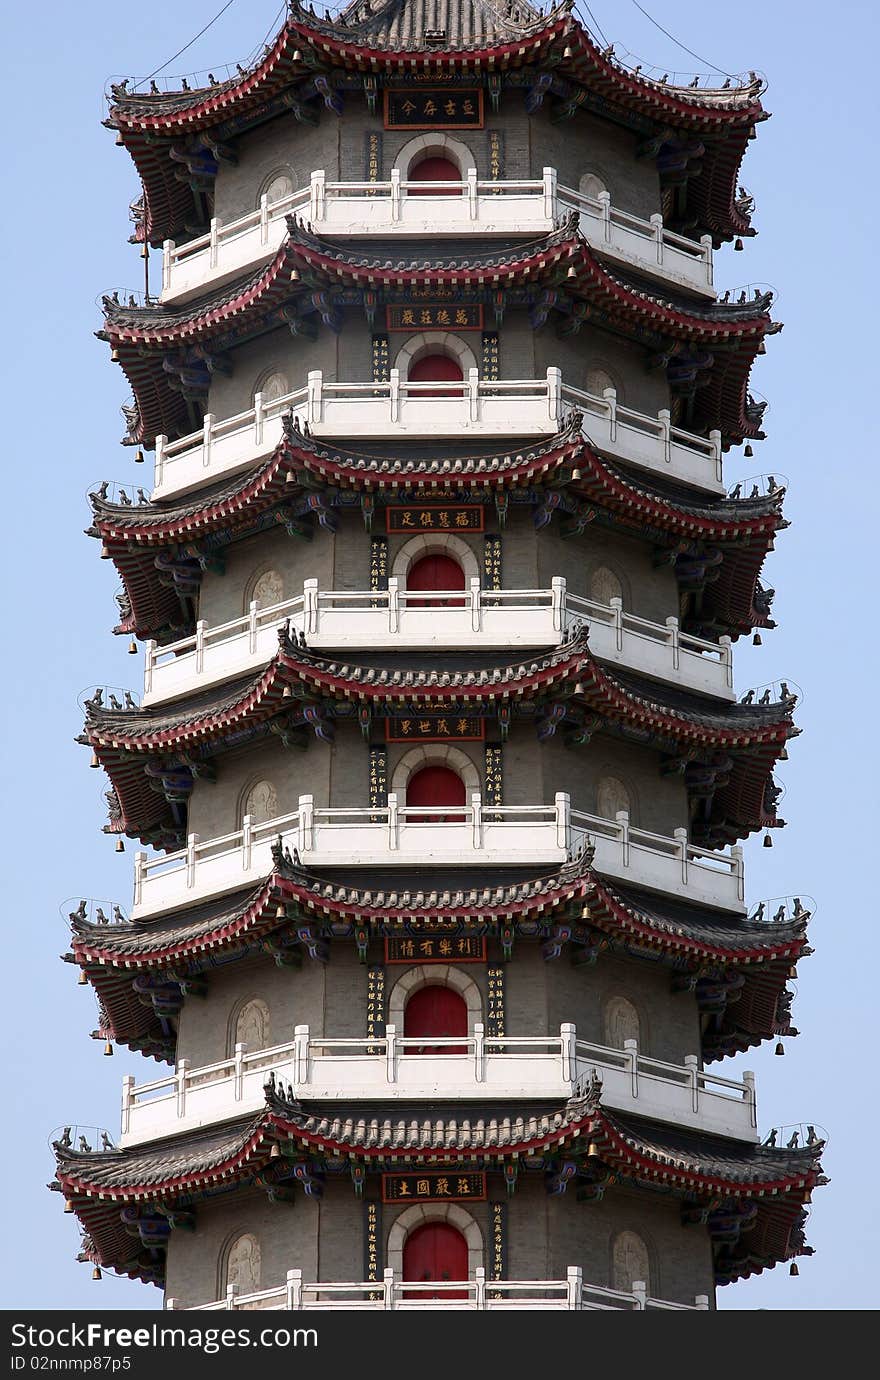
174,943,703,1070
164,1175,715,1309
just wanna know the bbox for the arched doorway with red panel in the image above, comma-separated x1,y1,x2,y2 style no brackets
406,551,466,606
406,351,464,397
403,1221,469,1299
407,153,462,195
405,763,467,821
404,983,469,1054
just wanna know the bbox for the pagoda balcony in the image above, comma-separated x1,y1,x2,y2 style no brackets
167,1267,710,1312
119,1023,757,1149
131,795,745,921
159,169,714,306
142,579,734,706
152,371,722,502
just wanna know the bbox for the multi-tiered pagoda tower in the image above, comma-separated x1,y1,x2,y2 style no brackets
54,1,825,1310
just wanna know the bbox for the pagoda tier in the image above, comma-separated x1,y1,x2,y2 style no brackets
67,855,809,1064
100,219,775,447
79,627,794,848
53,1081,821,1289
89,427,784,644
108,1,762,248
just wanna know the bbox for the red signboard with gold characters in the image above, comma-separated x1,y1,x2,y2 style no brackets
384,88,484,130
382,1172,487,1204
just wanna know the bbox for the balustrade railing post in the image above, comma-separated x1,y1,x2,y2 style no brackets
258,192,270,244
624,1037,639,1098
474,1266,486,1309
298,795,314,853
743,1070,757,1128
467,368,480,422
195,619,207,673
303,578,319,636
610,595,624,652
674,828,689,886
603,386,618,440
666,616,680,669
387,792,399,851
224,1283,238,1311
133,851,146,906
556,791,571,851
566,1265,583,1310
185,833,199,890
473,1022,485,1082
389,367,401,424
241,814,253,872
208,217,219,270
684,1054,700,1112
700,235,713,288
121,1074,134,1135
294,1024,310,1088
467,167,478,219
709,429,722,484
155,435,167,488
233,1042,245,1100
470,577,482,632
543,166,557,219
632,1280,647,1311
695,1294,710,1311
307,371,323,427
176,1058,189,1119
387,576,400,633
383,1268,395,1310
650,212,664,264
719,635,733,688
547,366,562,422
617,810,630,867
253,390,264,446
659,407,672,464
144,640,156,696
202,413,214,470
286,1269,303,1310
385,1024,397,1083
471,792,483,850
560,1022,576,1082
390,167,402,221
162,241,173,294
731,844,745,901
310,170,324,224
598,190,612,242
244,600,258,655
551,576,566,631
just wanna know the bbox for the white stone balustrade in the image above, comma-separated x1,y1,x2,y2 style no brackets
160,168,714,305
142,578,734,705
151,371,721,501
152,369,562,500
120,1024,757,1148
131,794,745,920
167,1267,710,1311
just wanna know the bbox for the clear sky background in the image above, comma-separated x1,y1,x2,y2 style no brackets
0,0,876,1312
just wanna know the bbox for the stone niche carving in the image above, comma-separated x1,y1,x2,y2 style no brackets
589,565,623,607
226,1233,261,1297
256,371,289,404
585,366,616,399
604,995,641,1050
234,998,270,1053
611,1229,650,1294
250,569,284,611
243,779,279,825
261,171,295,207
596,774,630,821
579,171,608,201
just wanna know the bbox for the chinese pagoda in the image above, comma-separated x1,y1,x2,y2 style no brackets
53,0,825,1311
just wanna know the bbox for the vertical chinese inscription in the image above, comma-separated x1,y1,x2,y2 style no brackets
371,334,390,383
370,537,388,591
364,1199,382,1285
369,747,388,813
490,1200,507,1282
481,331,499,381
484,744,503,807
487,966,505,1037
366,965,386,1051
483,534,502,591
487,130,504,182
365,130,382,188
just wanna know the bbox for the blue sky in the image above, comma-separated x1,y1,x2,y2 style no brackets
1,0,875,1311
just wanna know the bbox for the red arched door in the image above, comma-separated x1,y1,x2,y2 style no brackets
406,764,467,822
406,551,466,607
407,155,461,195
407,353,464,399
403,1222,469,1300
404,984,469,1056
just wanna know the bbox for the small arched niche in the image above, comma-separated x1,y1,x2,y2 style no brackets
249,568,285,612
585,366,618,400
233,997,271,1053
258,168,296,209
254,370,290,404
603,994,641,1050
596,774,631,820
589,565,624,607
225,1232,261,1297
242,779,279,825
579,171,608,201
611,1229,651,1295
